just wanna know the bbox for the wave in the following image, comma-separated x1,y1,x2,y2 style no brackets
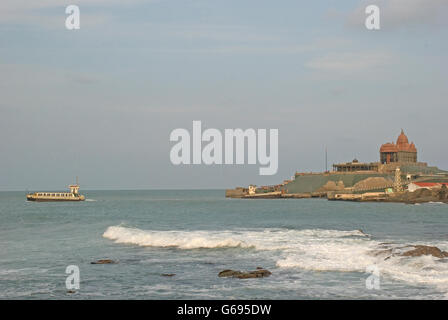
103,226,370,250
103,225,448,291
103,226,253,249
275,234,448,292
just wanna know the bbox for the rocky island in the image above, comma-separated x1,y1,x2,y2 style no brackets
226,130,448,204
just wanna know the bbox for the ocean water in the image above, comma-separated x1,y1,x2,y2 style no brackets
1,190,448,300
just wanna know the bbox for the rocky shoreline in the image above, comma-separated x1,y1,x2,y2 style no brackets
328,185,448,204
227,185,448,204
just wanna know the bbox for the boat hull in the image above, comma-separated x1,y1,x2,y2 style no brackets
26,195,85,202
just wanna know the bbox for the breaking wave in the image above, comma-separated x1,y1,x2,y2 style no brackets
103,225,448,292
103,226,253,249
103,226,369,251
273,231,448,292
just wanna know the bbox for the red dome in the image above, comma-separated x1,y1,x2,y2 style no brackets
396,129,409,147
380,130,417,154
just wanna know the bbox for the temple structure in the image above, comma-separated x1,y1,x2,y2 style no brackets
380,129,417,164
333,129,419,173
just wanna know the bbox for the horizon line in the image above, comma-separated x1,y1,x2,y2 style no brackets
0,187,228,192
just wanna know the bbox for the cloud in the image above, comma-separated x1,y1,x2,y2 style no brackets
163,24,283,43
305,52,393,72
347,0,448,29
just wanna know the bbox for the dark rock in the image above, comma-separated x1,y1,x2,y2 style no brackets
236,273,258,279
401,245,448,258
371,243,448,260
242,269,272,279
218,269,242,278
161,273,176,277
91,259,117,264
219,268,271,279
373,244,448,260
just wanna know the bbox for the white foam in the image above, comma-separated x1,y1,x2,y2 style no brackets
276,234,448,292
103,225,448,292
103,226,253,249
103,226,368,251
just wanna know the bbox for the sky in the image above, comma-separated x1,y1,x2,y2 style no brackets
1,0,447,190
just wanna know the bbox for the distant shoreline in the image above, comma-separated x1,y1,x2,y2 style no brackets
0,188,228,192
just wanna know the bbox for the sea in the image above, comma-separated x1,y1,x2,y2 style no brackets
1,190,448,299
